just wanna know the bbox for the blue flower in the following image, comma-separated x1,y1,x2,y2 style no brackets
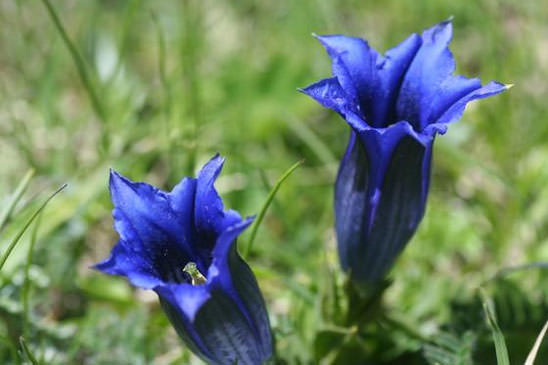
95,155,273,365
300,20,508,284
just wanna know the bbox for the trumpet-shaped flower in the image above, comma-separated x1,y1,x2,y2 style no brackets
300,20,508,284
95,155,273,365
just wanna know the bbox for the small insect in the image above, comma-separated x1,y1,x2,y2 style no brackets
183,262,207,285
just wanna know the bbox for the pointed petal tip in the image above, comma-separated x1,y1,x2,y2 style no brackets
207,153,225,168
313,33,348,50
222,215,255,235
92,256,113,274
108,169,140,200
241,215,255,228
422,18,453,44
297,83,316,96
196,154,227,186
108,168,128,187
505,83,514,90
156,284,212,322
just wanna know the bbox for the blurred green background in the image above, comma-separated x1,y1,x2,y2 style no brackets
1,0,548,363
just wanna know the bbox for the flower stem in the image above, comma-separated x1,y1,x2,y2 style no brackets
244,160,303,258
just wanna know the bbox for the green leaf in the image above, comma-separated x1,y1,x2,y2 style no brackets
0,184,67,270
525,318,548,365
244,159,303,257
480,289,510,365
0,169,35,233
39,0,106,122
423,331,476,365
19,336,39,365
313,329,346,362
22,211,43,338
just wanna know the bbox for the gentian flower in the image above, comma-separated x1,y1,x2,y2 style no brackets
95,155,273,365
300,20,508,284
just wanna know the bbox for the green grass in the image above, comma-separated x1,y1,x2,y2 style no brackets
1,0,548,363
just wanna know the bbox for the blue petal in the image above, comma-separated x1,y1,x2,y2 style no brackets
436,81,508,125
156,286,215,363
107,170,198,284
193,290,266,365
155,283,211,323
158,218,273,364
395,20,498,130
315,34,378,116
377,33,422,126
299,77,358,118
364,136,432,281
157,281,268,365
195,155,242,239
209,218,273,360
94,240,162,289
335,126,434,283
335,132,369,272
314,33,421,127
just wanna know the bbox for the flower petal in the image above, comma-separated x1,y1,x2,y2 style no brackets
395,20,492,130
155,283,211,322
209,217,273,360
108,170,196,283
436,81,508,125
193,290,265,365
94,240,163,289
377,33,422,126
314,33,422,128
315,34,378,114
335,128,434,283
157,281,267,365
299,77,355,116
195,155,242,239
156,285,214,363
363,136,432,281
334,132,370,271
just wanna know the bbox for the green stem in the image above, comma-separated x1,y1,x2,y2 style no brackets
19,337,39,365
244,160,303,257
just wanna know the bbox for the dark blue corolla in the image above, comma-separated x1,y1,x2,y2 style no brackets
301,20,508,285
95,155,273,364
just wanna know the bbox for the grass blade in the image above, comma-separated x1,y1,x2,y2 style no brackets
19,337,39,365
0,184,67,270
22,212,43,338
525,318,548,365
0,169,35,233
39,0,106,122
480,289,510,365
244,160,303,257
151,10,173,154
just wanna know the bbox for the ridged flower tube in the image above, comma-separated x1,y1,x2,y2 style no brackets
95,155,273,365
300,20,508,284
